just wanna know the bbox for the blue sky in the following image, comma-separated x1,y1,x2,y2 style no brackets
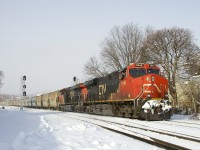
0,0,200,95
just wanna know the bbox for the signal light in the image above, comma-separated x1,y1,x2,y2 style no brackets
73,76,76,81
23,85,26,88
23,76,26,80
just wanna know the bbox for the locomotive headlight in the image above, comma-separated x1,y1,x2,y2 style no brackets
146,77,150,81
152,76,155,81
147,94,151,97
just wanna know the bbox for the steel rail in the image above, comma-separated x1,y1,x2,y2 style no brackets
66,112,200,142
62,114,191,150
149,120,200,130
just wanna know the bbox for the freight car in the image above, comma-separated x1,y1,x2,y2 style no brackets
60,63,172,120
34,91,64,110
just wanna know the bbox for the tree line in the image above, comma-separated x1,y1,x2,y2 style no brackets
84,23,200,108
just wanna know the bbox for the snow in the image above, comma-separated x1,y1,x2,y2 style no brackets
64,112,200,150
142,99,171,114
0,106,160,150
1,106,200,150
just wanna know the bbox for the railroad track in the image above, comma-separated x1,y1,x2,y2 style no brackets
25,108,200,149
171,120,200,126
147,120,200,130
102,119,200,142
100,124,189,150
65,112,200,141
60,113,200,150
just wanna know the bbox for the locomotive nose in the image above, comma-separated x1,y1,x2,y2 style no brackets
143,74,164,99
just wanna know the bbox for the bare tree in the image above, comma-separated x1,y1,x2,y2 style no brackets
84,23,151,78
185,48,200,76
180,80,200,113
189,81,200,113
143,27,199,106
100,23,147,71
0,71,4,89
84,56,107,79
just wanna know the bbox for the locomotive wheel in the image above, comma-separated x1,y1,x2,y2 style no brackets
158,115,162,121
145,113,150,121
112,105,119,117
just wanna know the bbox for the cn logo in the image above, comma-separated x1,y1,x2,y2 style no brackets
99,84,106,95
121,80,126,86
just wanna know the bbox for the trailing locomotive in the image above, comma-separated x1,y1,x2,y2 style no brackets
3,63,172,121
60,63,172,120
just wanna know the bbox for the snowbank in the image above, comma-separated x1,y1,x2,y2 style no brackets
0,107,158,150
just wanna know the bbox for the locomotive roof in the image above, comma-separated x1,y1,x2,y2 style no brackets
83,78,98,86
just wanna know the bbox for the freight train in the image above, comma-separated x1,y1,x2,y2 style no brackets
2,63,172,121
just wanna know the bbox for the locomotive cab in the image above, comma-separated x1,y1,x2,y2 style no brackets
118,63,171,120
119,63,168,101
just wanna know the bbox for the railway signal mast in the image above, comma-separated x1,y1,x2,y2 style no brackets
22,75,26,97
20,75,26,111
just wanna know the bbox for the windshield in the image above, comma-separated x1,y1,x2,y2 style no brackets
129,68,146,78
147,69,159,75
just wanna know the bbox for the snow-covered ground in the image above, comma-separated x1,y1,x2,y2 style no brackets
0,106,200,150
0,106,161,150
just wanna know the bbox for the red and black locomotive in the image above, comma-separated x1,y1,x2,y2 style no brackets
60,63,172,120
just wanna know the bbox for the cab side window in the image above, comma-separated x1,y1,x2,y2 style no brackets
120,69,126,80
